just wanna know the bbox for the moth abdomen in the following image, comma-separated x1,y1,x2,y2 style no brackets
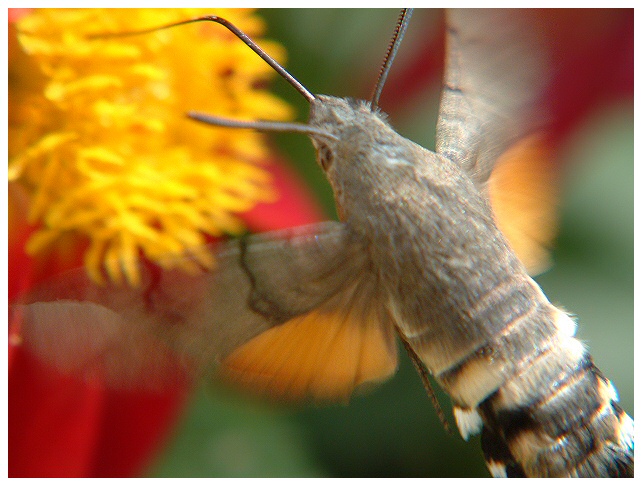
478,356,633,477
411,276,563,408
446,306,633,477
399,264,633,477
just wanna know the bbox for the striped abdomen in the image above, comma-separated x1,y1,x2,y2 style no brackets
400,274,634,477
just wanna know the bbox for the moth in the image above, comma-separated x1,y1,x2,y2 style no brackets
11,9,633,477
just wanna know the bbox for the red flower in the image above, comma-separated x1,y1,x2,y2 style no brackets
8,7,325,477
9,159,324,478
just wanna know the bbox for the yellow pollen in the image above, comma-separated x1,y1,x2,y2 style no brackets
9,8,294,286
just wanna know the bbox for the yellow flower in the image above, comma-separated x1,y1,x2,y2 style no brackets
9,8,293,286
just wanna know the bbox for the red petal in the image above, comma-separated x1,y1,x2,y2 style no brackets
9,346,187,477
242,157,326,231
543,9,633,141
9,352,105,477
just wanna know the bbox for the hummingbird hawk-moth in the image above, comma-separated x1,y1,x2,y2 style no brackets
11,9,633,477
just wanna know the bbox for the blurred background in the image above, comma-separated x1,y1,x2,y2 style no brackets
147,9,633,477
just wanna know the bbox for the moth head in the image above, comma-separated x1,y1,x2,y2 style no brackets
308,95,392,174
184,10,413,178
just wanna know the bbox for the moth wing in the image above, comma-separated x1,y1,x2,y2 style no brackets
437,9,548,183
486,133,559,275
13,221,397,398
219,271,398,402
437,9,558,274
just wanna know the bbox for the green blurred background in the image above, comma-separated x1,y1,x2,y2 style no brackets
150,9,633,477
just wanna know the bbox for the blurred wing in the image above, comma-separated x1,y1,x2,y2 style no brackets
437,9,548,183
437,9,558,274
13,221,398,398
487,133,559,275
219,271,398,402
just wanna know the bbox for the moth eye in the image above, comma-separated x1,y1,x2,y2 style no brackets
317,144,334,170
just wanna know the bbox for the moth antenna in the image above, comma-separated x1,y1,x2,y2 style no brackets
397,327,453,434
89,15,315,103
370,8,414,109
188,111,338,140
